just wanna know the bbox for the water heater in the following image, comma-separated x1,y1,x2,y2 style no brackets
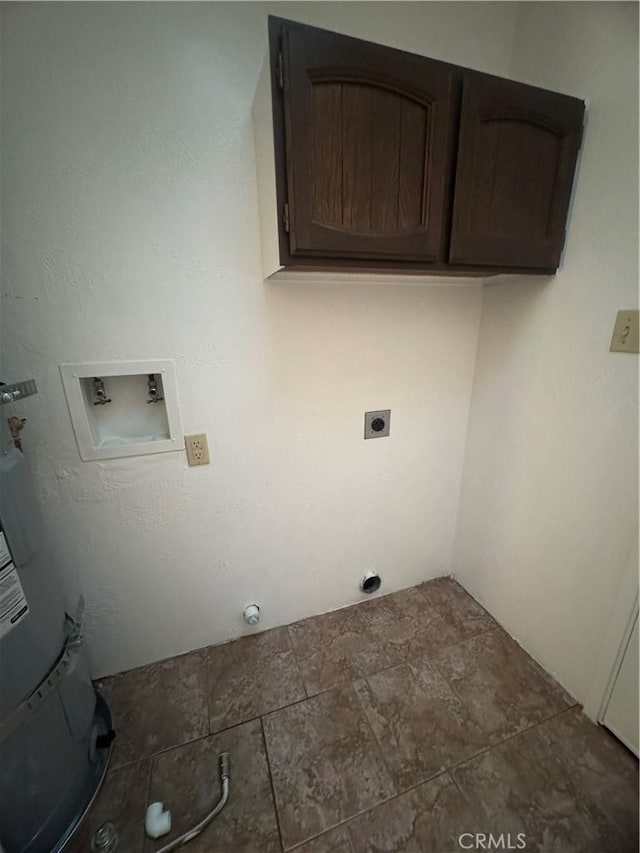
0,380,114,852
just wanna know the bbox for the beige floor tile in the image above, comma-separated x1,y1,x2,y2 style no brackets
209,627,306,733
433,628,569,743
287,579,496,697
294,825,353,852
536,707,638,846
97,649,209,768
65,759,150,853
346,773,479,853
453,708,639,853
145,718,280,852
358,579,495,671
288,606,388,696
354,661,489,789
418,578,496,641
262,686,396,849
79,579,636,853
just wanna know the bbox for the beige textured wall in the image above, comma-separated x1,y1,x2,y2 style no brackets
1,3,517,676
454,2,639,704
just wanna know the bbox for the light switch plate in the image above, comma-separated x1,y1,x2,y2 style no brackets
185,433,210,466
364,410,391,439
610,310,640,354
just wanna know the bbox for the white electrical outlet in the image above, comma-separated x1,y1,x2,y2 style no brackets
185,433,210,466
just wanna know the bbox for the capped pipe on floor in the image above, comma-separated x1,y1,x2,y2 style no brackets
153,753,230,853
145,803,171,840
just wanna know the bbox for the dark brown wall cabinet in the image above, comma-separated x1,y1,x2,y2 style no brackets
255,17,585,279
450,75,585,271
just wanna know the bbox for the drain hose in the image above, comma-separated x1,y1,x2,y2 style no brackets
155,753,230,852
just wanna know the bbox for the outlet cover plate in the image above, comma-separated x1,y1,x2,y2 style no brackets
185,433,210,466
610,309,639,353
364,410,391,439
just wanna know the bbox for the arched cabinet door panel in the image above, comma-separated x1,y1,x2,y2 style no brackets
279,20,457,264
449,74,585,270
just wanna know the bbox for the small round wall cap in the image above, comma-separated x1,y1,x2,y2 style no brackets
361,571,381,594
243,604,260,625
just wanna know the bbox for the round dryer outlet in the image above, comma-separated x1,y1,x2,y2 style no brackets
364,410,391,439
361,571,382,594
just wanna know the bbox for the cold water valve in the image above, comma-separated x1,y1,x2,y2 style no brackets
147,374,164,404
92,378,111,406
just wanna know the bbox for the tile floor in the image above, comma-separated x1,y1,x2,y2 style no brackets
69,578,638,852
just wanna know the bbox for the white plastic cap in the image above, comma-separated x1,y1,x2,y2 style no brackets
243,604,260,625
145,803,171,839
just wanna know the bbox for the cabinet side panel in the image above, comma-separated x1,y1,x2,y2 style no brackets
252,54,282,279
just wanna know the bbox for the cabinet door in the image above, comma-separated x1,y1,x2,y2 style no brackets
449,74,585,270
277,19,456,264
